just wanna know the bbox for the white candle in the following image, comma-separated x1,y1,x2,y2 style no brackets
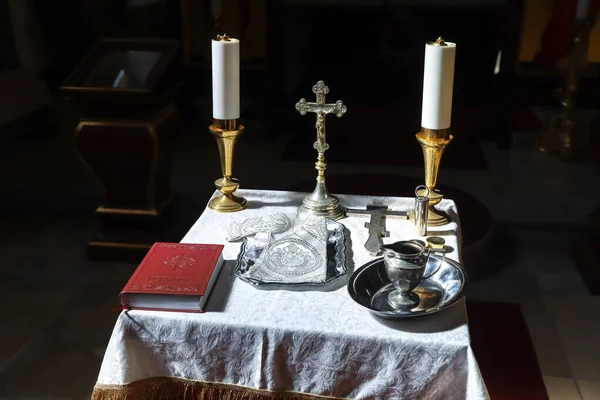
421,38,456,130
211,36,240,120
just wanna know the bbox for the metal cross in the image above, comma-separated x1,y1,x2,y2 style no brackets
296,81,347,153
347,205,408,255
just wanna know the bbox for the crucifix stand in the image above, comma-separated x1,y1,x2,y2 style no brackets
295,81,347,220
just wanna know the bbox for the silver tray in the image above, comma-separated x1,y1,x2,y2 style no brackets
234,220,347,290
347,255,466,319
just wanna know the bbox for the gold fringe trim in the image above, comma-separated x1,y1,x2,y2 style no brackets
91,377,346,400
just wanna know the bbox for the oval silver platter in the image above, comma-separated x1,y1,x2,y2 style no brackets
234,220,347,291
347,255,466,319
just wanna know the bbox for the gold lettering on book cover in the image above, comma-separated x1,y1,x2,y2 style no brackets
147,276,192,283
159,244,213,250
130,284,200,292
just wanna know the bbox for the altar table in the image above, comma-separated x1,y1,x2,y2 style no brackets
92,189,489,400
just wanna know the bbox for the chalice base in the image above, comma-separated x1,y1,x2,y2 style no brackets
388,290,419,309
209,193,248,213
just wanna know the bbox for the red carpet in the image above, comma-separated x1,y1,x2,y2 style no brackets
467,300,549,400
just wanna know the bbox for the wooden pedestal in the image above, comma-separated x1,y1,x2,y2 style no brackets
76,103,183,263
61,39,184,263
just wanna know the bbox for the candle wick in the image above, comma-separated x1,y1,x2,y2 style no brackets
435,37,447,46
217,33,231,41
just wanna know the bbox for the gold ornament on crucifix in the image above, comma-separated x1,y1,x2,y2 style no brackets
295,80,347,220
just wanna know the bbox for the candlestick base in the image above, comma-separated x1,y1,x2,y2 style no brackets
208,121,248,213
209,177,248,212
426,208,451,226
409,188,450,226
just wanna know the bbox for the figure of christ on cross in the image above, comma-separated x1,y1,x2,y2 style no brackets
296,81,347,154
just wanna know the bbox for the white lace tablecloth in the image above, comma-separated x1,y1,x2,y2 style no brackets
96,189,489,399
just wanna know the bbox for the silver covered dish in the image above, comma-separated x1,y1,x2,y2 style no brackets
347,255,466,319
235,220,347,290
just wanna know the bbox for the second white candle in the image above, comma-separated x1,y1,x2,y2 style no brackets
421,39,456,130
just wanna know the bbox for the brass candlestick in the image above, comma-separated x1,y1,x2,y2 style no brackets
295,81,347,221
413,128,454,226
208,118,248,212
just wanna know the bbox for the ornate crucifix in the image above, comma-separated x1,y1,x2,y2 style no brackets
295,81,347,220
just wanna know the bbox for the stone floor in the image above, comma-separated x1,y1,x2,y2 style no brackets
0,100,599,400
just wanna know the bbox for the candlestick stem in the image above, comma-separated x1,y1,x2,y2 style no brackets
208,120,247,212
411,128,454,226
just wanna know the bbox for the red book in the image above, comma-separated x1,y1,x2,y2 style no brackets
119,242,225,312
